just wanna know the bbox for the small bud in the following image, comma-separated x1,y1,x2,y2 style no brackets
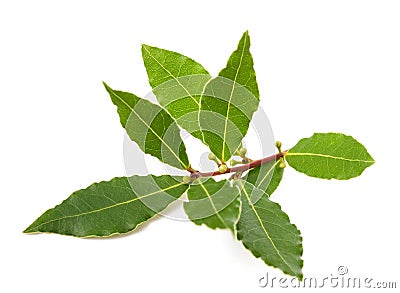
182,176,191,184
275,141,282,149
279,157,286,169
230,159,242,166
218,164,228,173
208,153,216,160
238,147,247,157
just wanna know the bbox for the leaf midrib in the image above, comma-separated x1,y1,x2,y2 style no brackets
198,181,230,229
254,160,280,191
27,182,185,231
221,33,248,161
142,45,200,106
197,77,213,143
286,152,374,163
109,89,189,169
239,180,297,276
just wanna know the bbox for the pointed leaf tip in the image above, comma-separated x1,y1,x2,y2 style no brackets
102,81,110,91
141,44,150,51
200,29,259,162
24,175,188,237
141,43,211,141
104,85,190,170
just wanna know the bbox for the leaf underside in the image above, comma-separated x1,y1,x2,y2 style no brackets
286,132,375,179
24,175,188,237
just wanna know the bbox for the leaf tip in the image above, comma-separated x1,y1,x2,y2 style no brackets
102,81,112,92
22,225,35,234
370,156,376,165
297,273,304,282
242,30,250,40
141,44,151,53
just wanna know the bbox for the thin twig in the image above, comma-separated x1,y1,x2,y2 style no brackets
187,150,287,178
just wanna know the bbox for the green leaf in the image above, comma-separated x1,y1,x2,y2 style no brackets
285,133,375,180
24,175,188,237
244,159,284,198
219,31,259,100
183,178,240,232
200,31,260,162
103,82,190,170
236,180,303,279
141,44,211,138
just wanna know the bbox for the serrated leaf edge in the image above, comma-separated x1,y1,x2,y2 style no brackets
236,180,303,279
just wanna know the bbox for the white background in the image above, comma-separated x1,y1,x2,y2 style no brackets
1,1,399,292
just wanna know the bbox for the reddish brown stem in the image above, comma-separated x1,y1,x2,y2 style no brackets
188,150,287,178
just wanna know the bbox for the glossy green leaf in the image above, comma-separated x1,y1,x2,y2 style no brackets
236,180,303,280
24,175,188,237
244,159,284,198
286,133,375,180
142,45,211,138
183,178,240,232
104,82,190,170
200,31,260,162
